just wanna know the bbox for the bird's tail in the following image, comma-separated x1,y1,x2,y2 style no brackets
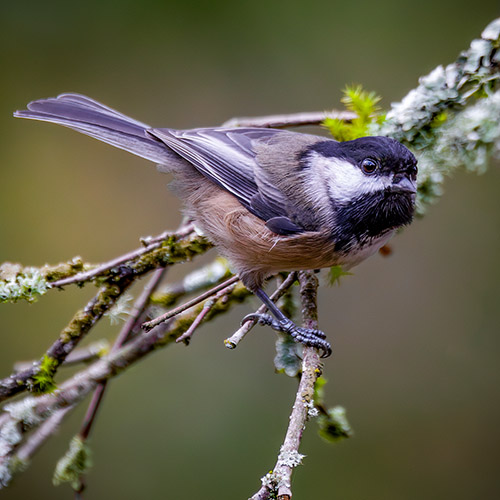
14,93,174,164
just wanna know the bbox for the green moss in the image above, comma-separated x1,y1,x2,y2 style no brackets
8,455,29,478
161,234,212,261
30,355,58,394
327,266,353,286
60,283,125,342
43,257,86,282
150,290,182,307
127,234,212,278
323,85,383,141
342,85,381,120
430,110,449,129
313,375,327,404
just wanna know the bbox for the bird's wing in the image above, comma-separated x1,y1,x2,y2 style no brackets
150,127,307,234
14,93,173,164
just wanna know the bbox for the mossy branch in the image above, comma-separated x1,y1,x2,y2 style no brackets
0,280,251,486
0,228,212,402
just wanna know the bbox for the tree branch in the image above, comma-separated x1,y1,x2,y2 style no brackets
142,275,240,331
250,271,323,500
0,281,251,487
79,266,169,443
50,224,195,288
0,278,132,402
0,228,213,403
224,272,298,350
223,109,356,128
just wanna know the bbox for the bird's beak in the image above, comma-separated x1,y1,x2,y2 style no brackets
392,174,417,194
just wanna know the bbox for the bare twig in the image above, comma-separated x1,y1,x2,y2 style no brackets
150,258,232,308
225,272,298,349
69,270,183,494
142,275,240,331
176,305,212,343
223,110,356,128
176,282,237,343
112,268,170,353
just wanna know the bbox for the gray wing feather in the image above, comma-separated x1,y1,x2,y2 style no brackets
150,127,290,219
52,94,151,128
14,93,173,164
15,94,309,234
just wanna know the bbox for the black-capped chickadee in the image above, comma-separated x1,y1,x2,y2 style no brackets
14,94,418,357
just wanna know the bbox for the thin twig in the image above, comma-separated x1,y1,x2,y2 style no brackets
0,228,211,404
14,406,74,464
140,223,194,246
50,246,159,288
142,275,240,331
225,272,298,349
112,268,169,352
50,226,193,288
250,271,323,500
0,282,251,470
79,266,168,442
0,278,132,403
176,282,237,343
176,305,212,343
223,110,356,128
150,258,232,308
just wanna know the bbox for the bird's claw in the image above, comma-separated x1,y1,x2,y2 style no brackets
241,313,332,358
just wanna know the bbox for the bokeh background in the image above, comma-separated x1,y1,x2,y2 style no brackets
1,1,499,499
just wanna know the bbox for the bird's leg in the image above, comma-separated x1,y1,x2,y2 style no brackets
242,287,332,357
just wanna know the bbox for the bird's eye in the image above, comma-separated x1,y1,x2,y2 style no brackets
361,158,378,174
408,164,418,180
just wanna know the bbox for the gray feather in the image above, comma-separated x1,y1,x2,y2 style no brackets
150,127,292,220
15,94,321,235
14,93,174,164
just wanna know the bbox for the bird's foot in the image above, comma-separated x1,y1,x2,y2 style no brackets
242,313,332,358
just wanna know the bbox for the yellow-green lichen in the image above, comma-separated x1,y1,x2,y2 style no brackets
30,355,58,394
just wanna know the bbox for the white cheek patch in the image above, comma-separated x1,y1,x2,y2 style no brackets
305,152,391,204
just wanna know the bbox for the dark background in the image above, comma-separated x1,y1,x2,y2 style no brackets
1,1,499,499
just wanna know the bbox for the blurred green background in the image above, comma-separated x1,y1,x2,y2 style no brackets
1,1,500,499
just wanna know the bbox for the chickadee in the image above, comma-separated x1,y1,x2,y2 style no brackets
14,94,418,357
